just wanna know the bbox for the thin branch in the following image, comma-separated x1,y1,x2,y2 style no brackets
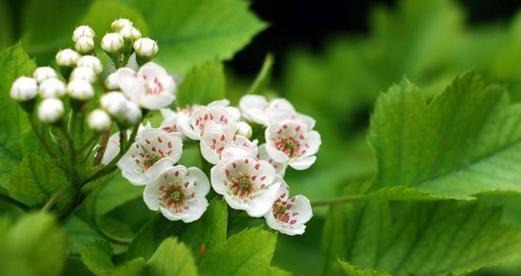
0,193,30,211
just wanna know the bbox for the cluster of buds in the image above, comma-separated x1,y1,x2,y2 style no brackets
10,19,320,236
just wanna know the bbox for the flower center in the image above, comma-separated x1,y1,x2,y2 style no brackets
275,137,300,158
143,154,161,170
170,189,183,202
160,184,186,214
238,176,251,191
229,175,255,199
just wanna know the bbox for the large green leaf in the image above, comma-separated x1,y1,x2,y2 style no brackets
0,0,13,50
368,72,521,199
121,0,266,74
338,261,390,276
322,201,521,275
0,213,66,276
146,238,198,276
81,239,145,276
198,227,277,276
176,61,226,107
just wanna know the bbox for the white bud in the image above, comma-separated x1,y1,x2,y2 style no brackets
111,18,133,31
236,121,253,138
33,67,57,83
107,99,142,127
104,73,120,90
72,25,95,42
77,55,103,74
70,66,97,83
123,101,142,126
119,26,141,41
39,78,66,98
101,32,124,54
10,76,38,101
75,36,95,54
67,79,94,101
87,109,112,132
133,38,158,58
56,49,81,67
38,98,64,123
100,91,127,115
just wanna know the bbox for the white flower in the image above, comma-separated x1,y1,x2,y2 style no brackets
210,157,281,217
264,182,312,236
183,103,238,140
258,144,286,176
70,66,97,83
239,95,315,128
119,26,141,41
111,18,133,31
101,33,124,54
118,128,183,185
265,119,321,170
104,72,120,90
235,121,252,138
10,76,38,101
67,79,94,101
101,123,151,165
33,67,57,83
87,109,112,132
143,165,210,223
72,25,95,42
56,49,81,67
133,38,158,58
200,131,258,164
117,62,176,110
39,78,66,98
77,55,103,74
75,36,95,54
159,108,194,136
38,98,64,123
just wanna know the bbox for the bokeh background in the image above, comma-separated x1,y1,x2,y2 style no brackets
2,0,521,275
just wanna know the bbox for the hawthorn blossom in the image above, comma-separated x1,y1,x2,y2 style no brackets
264,182,312,236
183,101,238,140
265,119,321,170
200,131,258,164
239,95,315,128
101,123,151,165
258,144,286,176
159,107,195,136
211,157,281,217
118,128,183,185
117,62,176,110
144,165,210,223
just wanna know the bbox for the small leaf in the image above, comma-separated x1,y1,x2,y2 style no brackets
146,238,198,276
176,61,226,107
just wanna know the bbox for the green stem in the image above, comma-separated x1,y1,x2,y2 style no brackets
41,190,63,212
28,115,56,158
0,193,29,211
96,224,132,245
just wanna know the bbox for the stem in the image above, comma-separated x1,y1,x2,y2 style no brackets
96,225,132,245
28,115,56,158
0,193,30,211
41,190,63,212
93,130,111,166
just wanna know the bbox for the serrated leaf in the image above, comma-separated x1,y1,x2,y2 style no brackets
81,239,145,276
338,261,390,276
322,201,521,275
176,61,226,107
199,227,277,276
0,213,66,276
146,238,198,276
368,72,521,199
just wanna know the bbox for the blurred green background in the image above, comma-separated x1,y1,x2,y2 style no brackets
2,0,521,275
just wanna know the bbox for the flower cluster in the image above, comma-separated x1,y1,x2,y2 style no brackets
10,19,319,236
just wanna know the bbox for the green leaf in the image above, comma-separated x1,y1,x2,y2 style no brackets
176,61,226,107
127,214,177,261
0,45,36,187
0,213,66,276
322,201,521,275
368,71,521,199
81,239,145,276
267,266,292,276
0,0,13,50
122,0,266,74
7,154,73,209
199,227,277,276
338,261,390,276
146,238,198,276
63,215,104,254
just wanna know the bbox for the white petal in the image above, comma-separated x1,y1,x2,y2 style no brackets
304,130,321,156
257,144,287,176
200,131,227,164
144,158,175,181
143,180,160,211
246,181,280,217
289,156,316,170
141,93,175,110
291,195,313,223
208,99,230,108
138,62,168,78
225,107,241,121
185,167,211,197
181,197,209,223
210,164,227,194
239,94,268,124
160,206,180,221
265,143,289,163
117,68,139,95
101,132,121,165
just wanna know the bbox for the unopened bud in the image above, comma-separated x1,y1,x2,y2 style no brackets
104,73,120,90
77,55,103,74
56,49,81,67
10,76,38,101
88,109,112,132
101,32,124,54
39,78,66,98
67,79,94,101
38,98,64,123
119,26,141,41
100,91,127,114
33,67,57,83
133,38,158,58
75,36,95,54
236,121,253,138
72,25,95,42
111,18,133,31
70,66,97,83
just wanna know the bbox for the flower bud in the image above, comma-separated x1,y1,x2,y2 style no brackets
75,36,95,54
133,38,158,58
100,91,127,114
236,121,253,138
121,101,142,127
10,76,38,101
104,73,120,90
70,66,97,83
77,55,103,74
101,32,124,54
56,49,81,67
67,79,94,101
72,25,95,42
33,67,57,83
119,26,141,41
38,98,64,123
39,78,66,98
111,18,133,31
87,109,112,132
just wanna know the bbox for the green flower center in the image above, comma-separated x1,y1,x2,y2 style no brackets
238,176,251,191
170,189,183,202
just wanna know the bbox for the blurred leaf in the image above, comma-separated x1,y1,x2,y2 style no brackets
322,201,521,275
176,61,226,107
121,0,266,74
247,53,274,94
146,238,198,276
81,239,145,276
267,266,292,276
198,227,277,276
0,0,13,50
0,213,66,276
63,215,104,254
95,173,143,216
0,44,36,187
368,72,521,199
338,261,390,276
126,214,177,261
